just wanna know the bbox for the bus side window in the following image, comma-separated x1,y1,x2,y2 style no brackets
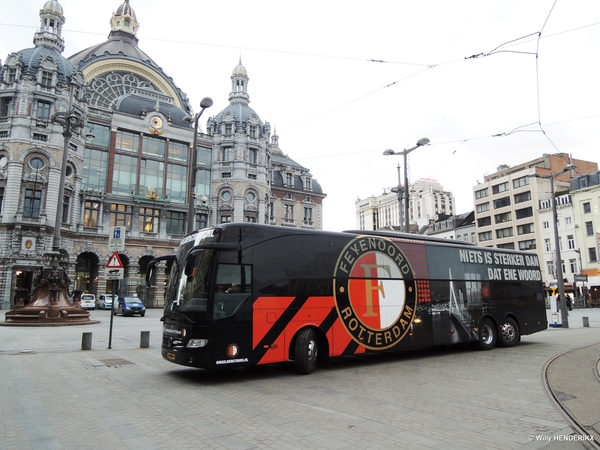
214,264,251,318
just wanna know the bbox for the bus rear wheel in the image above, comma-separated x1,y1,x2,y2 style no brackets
295,328,318,374
475,318,496,350
498,317,519,347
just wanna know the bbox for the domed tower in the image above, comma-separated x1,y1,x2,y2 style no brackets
0,0,89,313
206,60,271,225
64,1,204,304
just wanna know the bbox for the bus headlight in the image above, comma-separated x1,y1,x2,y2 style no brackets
187,339,208,348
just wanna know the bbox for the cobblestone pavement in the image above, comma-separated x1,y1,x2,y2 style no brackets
1,308,599,449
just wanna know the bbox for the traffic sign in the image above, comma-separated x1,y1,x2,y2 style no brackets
107,252,124,269
108,226,125,252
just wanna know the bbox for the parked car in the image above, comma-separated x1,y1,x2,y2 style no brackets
114,296,146,317
80,294,96,310
97,294,117,310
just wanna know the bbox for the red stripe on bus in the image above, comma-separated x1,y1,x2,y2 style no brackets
252,296,296,347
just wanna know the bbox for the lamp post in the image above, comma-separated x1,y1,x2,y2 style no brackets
383,137,430,233
530,164,576,328
185,97,213,233
49,86,92,253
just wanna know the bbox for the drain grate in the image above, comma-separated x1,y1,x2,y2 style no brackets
98,357,134,367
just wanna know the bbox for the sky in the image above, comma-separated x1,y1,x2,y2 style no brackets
1,0,599,232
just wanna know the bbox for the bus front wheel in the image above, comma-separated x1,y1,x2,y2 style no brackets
294,328,318,374
475,318,496,350
498,317,519,347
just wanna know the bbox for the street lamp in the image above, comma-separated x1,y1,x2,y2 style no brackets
529,163,576,328
49,87,93,254
184,97,213,233
383,137,430,233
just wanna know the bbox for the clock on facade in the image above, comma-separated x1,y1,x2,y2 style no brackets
150,115,163,129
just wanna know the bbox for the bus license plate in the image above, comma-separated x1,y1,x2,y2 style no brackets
167,352,176,361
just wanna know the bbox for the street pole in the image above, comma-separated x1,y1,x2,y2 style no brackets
52,86,75,252
186,97,213,234
383,137,430,234
550,176,569,328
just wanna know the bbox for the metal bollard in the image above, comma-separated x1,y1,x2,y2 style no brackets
583,317,589,327
140,331,150,348
82,332,92,350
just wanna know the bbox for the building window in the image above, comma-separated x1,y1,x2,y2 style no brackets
6,68,17,83
220,214,232,223
115,130,140,153
110,204,133,230
497,243,515,250
567,235,575,250
518,239,536,250
476,202,490,213
477,217,491,227
514,191,531,204
544,238,551,252
286,173,293,186
589,247,597,263
62,195,70,223
0,186,4,214
0,97,12,116
248,148,257,164
166,211,185,236
84,201,100,227
222,147,233,162
494,212,511,224
542,221,549,229
478,231,492,241
586,221,594,236
222,172,231,178
249,125,257,138
284,204,294,223
40,70,53,88
583,202,591,214
492,182,509,194
517,223,534,235
195,213,208,230
569,259,577,274
303,207,313,225
565,216,572,226
245,215,257,223
513,176,530,188
23,188,42,218
36,100,52,121
224,123,233,136
493,197,510,209
515,207,533,219
496,227,513,238
547,261,555,278
475,188,488,199
139,207,160,233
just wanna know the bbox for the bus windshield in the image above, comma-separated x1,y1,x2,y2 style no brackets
164,228,220,315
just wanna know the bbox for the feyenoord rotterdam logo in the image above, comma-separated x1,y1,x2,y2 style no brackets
333,236,417,350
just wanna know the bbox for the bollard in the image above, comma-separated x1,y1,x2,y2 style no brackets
583,317,589,327
140,331,150,348
82,332,92,350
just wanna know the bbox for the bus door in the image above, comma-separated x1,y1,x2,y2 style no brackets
210,263,253,367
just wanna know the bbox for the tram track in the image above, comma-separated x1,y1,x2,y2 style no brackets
542,344,600,449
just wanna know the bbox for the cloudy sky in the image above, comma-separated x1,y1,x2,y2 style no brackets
2,0,599,231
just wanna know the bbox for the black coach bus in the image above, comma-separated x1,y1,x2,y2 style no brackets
148,223,547,374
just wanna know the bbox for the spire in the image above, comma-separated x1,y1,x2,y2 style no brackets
34,0,66,52
110,0,140,38
229,58,250,105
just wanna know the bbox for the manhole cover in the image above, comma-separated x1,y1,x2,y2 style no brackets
98,358,134,367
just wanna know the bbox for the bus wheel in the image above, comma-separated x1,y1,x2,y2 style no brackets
498,317,519,347
475,318,496,350
295,328,318,374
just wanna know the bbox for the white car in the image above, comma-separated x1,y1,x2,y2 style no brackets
80,294,96,310
97,294,117,310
